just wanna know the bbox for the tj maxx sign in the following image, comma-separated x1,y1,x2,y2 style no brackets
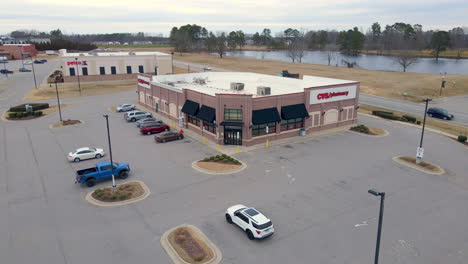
67,61,88,66
309,85,357,104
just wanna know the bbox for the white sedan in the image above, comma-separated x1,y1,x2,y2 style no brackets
23,61,33,65
68,147,105,163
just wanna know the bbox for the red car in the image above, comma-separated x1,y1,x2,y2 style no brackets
155,131,184,143
140,123,170,135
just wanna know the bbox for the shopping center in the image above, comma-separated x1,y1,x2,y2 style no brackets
137,72,360,146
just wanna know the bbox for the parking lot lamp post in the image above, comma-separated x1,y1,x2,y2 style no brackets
417,98,432,164
54,77,63,122
31,59,38,89
103,114,116,192
368,189,385,264
2,61,7,77
75,58,81,95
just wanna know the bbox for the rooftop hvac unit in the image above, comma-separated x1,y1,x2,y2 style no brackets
193,78,206,85
230,82,245,91
128,52,136,55
257,86,271,95
79,53,85,56
166,82,175,87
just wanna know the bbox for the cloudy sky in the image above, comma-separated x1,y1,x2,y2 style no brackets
2,0,467,35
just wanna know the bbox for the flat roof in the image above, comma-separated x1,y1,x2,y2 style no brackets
61,51,170,57
150,72,357,97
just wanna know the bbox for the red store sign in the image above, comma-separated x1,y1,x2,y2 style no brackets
67,61,88,66
316,91,349,100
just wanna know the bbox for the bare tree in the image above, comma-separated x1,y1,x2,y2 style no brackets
393,50,418,72
325,44,338,65
286,31,306,63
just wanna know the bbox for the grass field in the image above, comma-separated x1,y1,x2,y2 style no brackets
363,49,467,59
168,52,468,101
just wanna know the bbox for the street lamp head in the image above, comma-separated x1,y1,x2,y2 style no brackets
75,57,78,61
103,114,109,118
423,98,433,102
368,189,383,196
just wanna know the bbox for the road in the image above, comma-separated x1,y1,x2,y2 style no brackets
173,60,468,126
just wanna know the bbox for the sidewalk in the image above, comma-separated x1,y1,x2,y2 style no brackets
138,103,352,155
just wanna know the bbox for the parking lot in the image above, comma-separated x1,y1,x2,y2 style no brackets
1,73,468,263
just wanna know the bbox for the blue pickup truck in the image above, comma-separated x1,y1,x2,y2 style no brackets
75,161,130,187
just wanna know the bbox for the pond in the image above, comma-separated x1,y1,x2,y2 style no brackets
223,50,468,75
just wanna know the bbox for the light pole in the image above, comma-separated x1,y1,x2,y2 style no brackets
75,58,81,95
103,114,116,192
54,77,63,122
31,59,38,89
417,98,432,164
368,189,385,264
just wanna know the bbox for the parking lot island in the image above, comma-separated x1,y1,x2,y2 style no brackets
85,180,151,207
393,156,445,175
161,225,222,264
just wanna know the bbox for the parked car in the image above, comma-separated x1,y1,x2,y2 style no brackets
0,69,13,74
23,60,33,65
155,131,184,143
225,204,274,240
116,103,135,112
427,107,454,120
140,123,170,135
203,66,212,71
136,118,162,127
39,59,47,63
125,111,152,122
75,161,130,187
19,68,31,72
68,147,105,162
33,60,44,64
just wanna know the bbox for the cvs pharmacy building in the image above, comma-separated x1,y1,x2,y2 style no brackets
137,72,359,146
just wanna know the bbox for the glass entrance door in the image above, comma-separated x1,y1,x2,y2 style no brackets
224,126,242,145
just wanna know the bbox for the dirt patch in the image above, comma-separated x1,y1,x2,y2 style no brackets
396,156,444,174
196,161,242,172
168,226,214,263
51,119,82,128
24,79,136,100
173,66,197,74
169,52,468,101
368,126,386,136
359,104,468,137
91,182,144,203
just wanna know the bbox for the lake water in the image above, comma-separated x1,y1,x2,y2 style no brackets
223,50,468,75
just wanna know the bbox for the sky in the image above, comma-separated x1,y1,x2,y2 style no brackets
1,0,467,36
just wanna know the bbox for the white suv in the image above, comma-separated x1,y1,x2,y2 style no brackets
116,104,135,112
124,111,152,122
225,204,274,240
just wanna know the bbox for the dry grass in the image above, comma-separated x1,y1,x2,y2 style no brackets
172,66,197,74
363,49,467,59
24,79,136,100
168,227,214,263
92,182,144,202
167,52,468,101
51,119,81,128
398,156,443,173
368,126,386,136
196,161,242,172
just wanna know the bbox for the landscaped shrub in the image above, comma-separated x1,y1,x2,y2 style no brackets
372,111,400,120
118,194,127,200
458,135,467,143
416,121,421,125
203,157,210,161
110,194,117,200
402,115,417,123
9,103,49,112
32,111,43,117
8,112,17,118
350,124,370,134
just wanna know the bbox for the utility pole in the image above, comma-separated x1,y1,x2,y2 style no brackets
103,115,116,192
417,98,432,164
54,77,63,122
31,60,38,89
75,57,81,95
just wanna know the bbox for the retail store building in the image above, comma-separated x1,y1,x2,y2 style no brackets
137,72,359,146
0,44,37,60
59,49,172,82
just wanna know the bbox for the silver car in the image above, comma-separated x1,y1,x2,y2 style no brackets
125,111,152,122
136,118,162,127
116,104,135,112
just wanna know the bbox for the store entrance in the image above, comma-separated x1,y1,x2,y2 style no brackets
224,126,242,145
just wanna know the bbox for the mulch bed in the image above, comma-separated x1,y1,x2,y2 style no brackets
91,182,144,203
399,156,441,172
196,160,242,172
168,227,214,263
63,119,81,125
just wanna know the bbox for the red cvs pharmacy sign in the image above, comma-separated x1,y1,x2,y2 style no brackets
310,85,357,104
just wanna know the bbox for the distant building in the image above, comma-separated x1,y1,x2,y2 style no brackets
30,38,51,44
0,44,38,60
59,49,172,82
132,41,153,45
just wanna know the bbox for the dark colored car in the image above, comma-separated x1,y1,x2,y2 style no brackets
33,60,44,64
19,68,31,72
155,131,184,143
0,69,13,74
427,107,454,120
140,123,170,135
40,59,47,63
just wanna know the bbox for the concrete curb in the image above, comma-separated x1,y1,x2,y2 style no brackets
191,160,247,175
160,224,223,264
85,180,151,207
392,156,445,175
49,120,84,129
